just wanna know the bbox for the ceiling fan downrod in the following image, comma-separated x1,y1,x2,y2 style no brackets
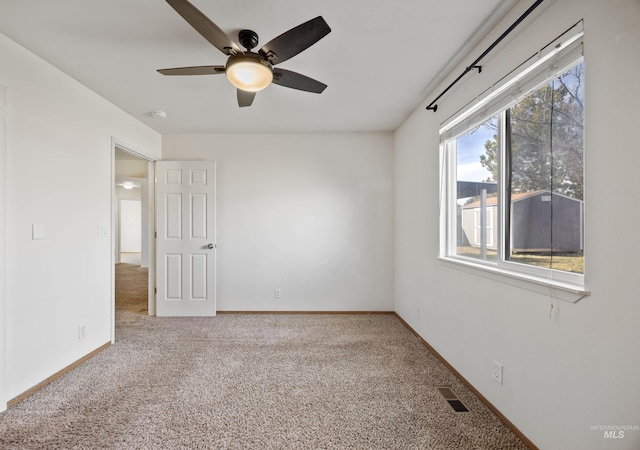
238,29,259,51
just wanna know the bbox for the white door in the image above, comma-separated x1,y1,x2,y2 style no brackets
120,200,141,253
155,161,216,316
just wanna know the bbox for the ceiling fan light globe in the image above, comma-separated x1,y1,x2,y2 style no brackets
226,54,273,92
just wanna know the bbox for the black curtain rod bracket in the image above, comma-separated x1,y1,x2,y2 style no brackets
426,0,543,112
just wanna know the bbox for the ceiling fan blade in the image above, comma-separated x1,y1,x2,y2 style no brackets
259,16,331,65
157,65,226,75
237,89,256,107
165,0,241,56
272,68,327,93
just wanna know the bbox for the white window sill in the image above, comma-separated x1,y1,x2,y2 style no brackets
438,257,590,303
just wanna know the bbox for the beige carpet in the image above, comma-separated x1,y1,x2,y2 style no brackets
115,261,148,315
0,264,528,449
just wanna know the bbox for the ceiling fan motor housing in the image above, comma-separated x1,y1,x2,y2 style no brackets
226,53,272,72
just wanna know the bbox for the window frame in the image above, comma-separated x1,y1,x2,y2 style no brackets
438,24,589,302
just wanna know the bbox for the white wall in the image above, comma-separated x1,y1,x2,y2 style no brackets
0,32,161,404
394,0,640,449
163,133,394,312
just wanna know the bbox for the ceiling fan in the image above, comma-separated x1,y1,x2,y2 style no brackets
157,0,331,107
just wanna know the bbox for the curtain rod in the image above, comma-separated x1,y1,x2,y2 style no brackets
426,0,544,112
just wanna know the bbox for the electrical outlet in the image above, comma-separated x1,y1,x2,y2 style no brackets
493,360,503,385
78,326,86,340
274,288,281,299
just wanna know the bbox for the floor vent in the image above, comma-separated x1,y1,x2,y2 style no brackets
436,387,469,412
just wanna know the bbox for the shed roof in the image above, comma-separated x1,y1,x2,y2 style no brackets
462,189,555,208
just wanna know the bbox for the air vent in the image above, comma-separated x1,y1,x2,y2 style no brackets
436,387,469,412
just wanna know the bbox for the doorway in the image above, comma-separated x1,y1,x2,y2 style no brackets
112,144,155,341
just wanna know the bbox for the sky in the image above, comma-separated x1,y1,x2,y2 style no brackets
456,118,497,182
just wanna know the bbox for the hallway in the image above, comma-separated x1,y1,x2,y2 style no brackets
115,254,148,315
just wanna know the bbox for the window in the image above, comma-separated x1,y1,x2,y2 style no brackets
440,27,586,293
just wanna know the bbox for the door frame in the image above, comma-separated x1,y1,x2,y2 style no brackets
0,85,7,411
111,139,156,343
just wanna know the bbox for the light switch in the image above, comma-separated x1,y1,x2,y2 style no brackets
32,223,45,240
98,224,110,238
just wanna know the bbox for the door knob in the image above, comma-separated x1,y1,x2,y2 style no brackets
207,243,215,249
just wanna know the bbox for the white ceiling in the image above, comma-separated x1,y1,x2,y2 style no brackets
0,0,520,134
